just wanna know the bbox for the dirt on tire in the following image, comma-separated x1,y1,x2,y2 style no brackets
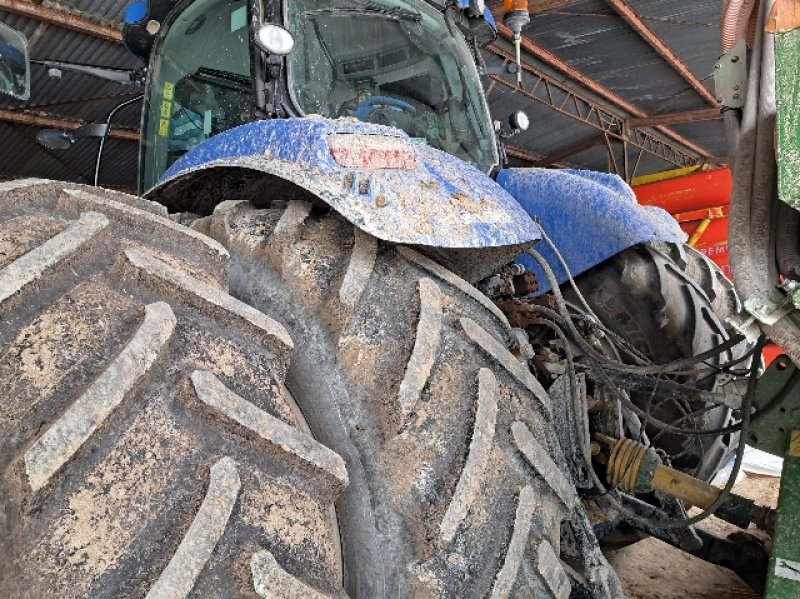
0,180,348,598
199,199,625,598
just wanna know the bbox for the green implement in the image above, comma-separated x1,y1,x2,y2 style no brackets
749,355,800,598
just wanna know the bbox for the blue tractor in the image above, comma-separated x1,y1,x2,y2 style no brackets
0,1,757,597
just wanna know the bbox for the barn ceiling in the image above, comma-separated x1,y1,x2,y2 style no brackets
0,0,728,192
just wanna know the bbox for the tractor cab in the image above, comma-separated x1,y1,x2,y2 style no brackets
136,0,498,190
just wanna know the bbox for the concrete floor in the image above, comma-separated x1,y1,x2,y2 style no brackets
607,474,780,599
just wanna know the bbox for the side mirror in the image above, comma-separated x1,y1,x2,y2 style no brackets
36,123,110,150
0,23,30,101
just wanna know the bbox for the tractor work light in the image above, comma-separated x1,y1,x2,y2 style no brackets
256,24,295,56
327,133,417,170
509,110,530,132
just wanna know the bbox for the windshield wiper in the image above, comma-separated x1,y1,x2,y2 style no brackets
304,5,421,23
189,67,250,92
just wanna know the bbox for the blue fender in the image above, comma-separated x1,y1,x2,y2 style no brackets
497,168,687,294
150,118,540,249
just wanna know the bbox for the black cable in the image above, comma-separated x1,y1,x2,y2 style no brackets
597,332,747,376
651,367,800,442
524,246,776,529
594,335,764,530
537,224,652,364
525,246,772,439
693,342,761,386
524,249,746,376
598,367,733,405
94,94,144,186
528,302,755,437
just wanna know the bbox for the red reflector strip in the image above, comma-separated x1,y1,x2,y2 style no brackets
328,133,417,170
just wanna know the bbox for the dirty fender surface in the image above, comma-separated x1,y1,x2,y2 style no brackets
498,168,686,293
150,118,540,249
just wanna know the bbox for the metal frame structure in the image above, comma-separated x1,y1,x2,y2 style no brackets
487,43,707,178
486,19,721,177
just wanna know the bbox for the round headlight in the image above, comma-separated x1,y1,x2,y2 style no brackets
510,110,530,131
256,24,295,56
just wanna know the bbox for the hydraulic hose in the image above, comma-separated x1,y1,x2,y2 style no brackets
527,246,764,529
776,201,800,277
728,0,800,364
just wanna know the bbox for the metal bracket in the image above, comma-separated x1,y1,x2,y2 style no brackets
715,375,750,410
729,312,765,343
714,38,747,109
742,281,800,330
748,355,800,457
741,280,800,330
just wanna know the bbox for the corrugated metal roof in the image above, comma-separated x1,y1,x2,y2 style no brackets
0,0,728,189
52,0,131,23
520,0,714,114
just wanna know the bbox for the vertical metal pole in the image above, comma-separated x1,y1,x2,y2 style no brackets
514,33,523,87
603,132,619,174
622,140,629,182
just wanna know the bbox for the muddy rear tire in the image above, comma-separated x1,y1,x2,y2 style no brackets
200,200,624,598
569,241,747,481
0,181,348,597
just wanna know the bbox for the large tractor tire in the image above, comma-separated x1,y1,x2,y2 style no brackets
0,181,349,597
569,240,747,481
193,199,624,598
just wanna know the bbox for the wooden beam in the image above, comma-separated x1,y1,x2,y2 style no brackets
604,0,718,107
0,0,122,43
625,108,723,128
0,109,139,141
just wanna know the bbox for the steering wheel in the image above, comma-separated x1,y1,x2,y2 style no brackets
353,95,417,122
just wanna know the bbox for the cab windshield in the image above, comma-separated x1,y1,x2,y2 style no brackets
285,0,498,172
140,0,251,191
